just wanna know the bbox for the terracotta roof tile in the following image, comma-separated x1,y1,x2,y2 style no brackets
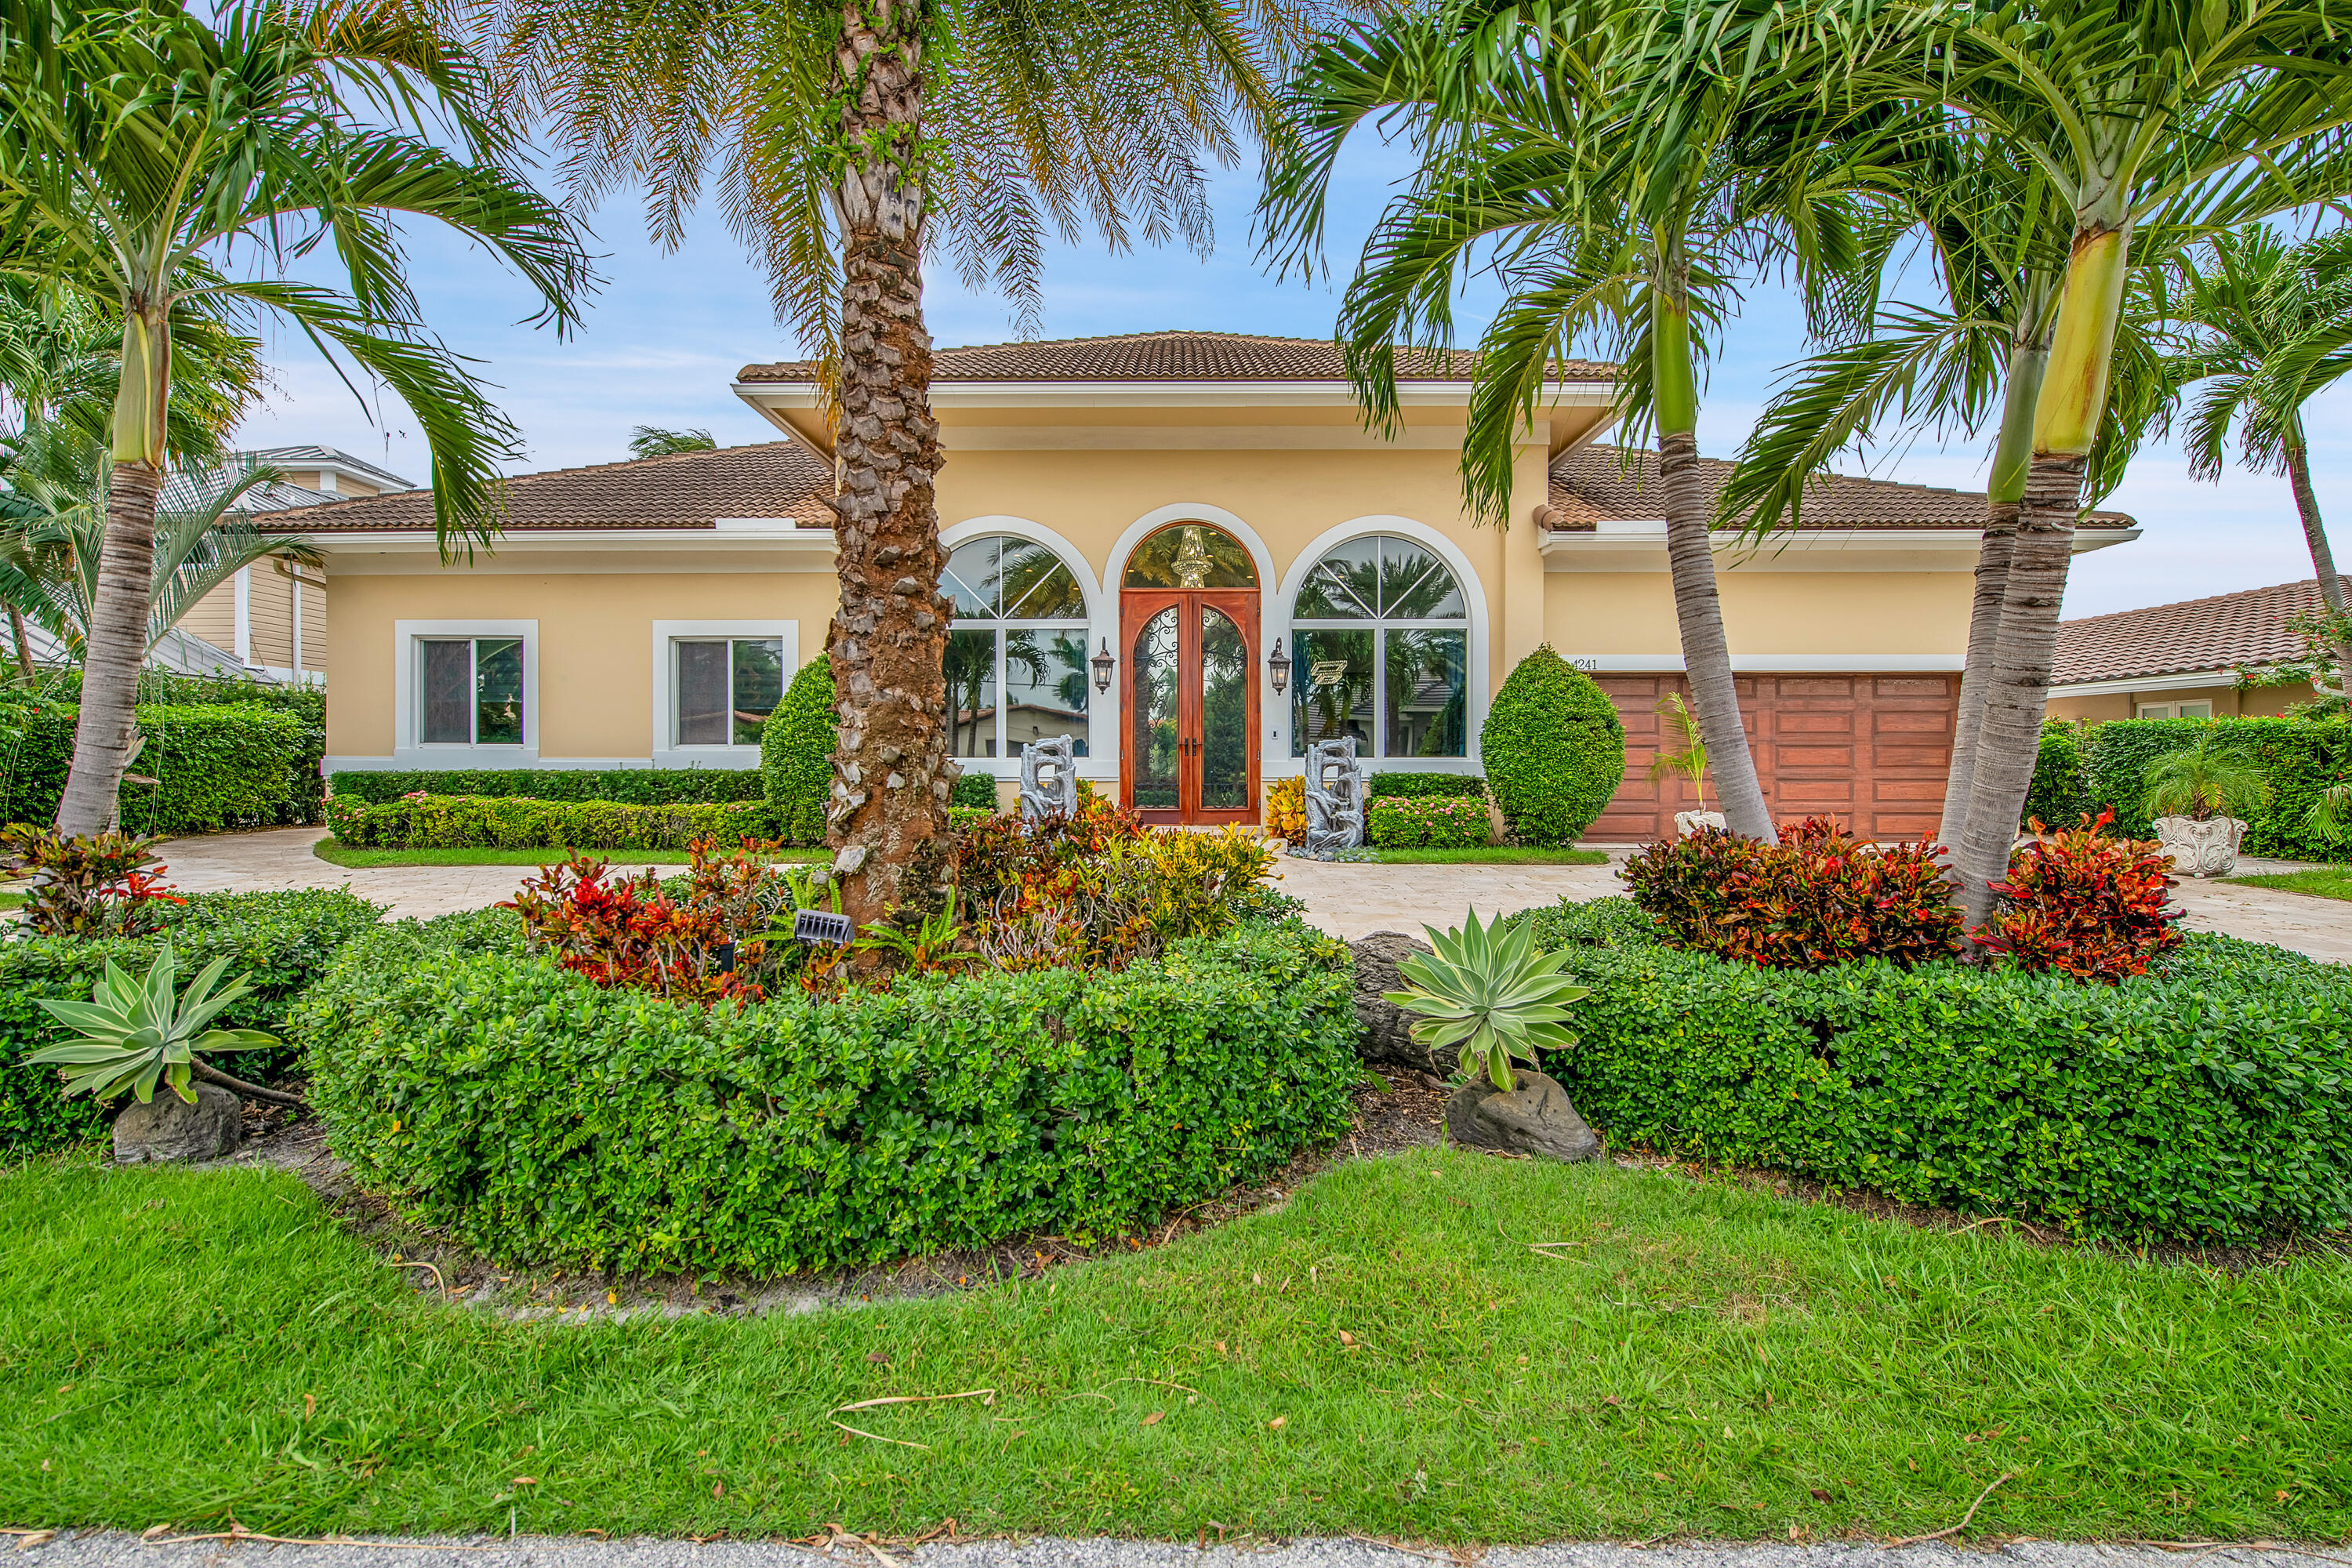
258,440,833,534
2053,579,2330,685
740,329,1615,384
1544,444,2136,532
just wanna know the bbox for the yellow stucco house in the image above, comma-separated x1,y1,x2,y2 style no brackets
270,331,2140,840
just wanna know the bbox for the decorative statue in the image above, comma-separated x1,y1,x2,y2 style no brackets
1304,737,1366,853
1018,735,1080,821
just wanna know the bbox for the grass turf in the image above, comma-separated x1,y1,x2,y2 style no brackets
1368,847,1610,866
5,1147,2347,1543
312,840,826,869
2225,867,2352,902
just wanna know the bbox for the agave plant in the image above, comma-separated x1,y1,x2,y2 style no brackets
24,947,282,1106
1385,910,1591,1094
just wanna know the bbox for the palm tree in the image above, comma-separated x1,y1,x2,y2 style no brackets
1831,0,2352,927
0,0,591,836
492,0,1323,923
2163,224,2352,698
1261,0,1873,844
629,426,717,459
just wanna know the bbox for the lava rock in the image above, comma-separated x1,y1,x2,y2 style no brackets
111,1080,242,1164
1348,931,1442,1075
1444,1068,1601,1163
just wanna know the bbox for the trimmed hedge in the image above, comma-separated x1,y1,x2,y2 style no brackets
330,768,765,806
2025,718,2090,831
949,770,1000,809
1367,794,1491,848
1532,906,2352,1243
297,913,1361,1273
1368,771,1487,800
1479,646,1626,846
761,655,837,845
1,701,313,833
325,793,783,851
2083,717,2352,859
2,888,385,1153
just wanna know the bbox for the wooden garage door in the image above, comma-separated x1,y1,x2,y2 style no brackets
1584,673,1956,844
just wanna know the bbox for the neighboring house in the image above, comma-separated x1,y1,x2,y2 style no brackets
269,330,2141,839
2046,579,2329,722
175,445,413,686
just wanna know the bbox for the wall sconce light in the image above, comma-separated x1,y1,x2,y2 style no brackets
1268,637,1289,696
1091,637,1116,694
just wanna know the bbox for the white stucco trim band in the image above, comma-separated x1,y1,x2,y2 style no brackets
2046,669,2238,699
1559,655,1967,673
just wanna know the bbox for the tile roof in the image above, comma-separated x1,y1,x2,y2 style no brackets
257,440,834,534
162,466,339,516
1546,444,2137,532
739,329,1616,385
2053,579,2332,685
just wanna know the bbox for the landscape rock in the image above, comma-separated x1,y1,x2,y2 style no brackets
1444,1068,1601,1163
111,1080,243,1164
1348,931,1442,1076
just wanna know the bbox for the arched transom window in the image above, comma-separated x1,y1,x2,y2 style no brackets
1290,534,1468,758
943,535,1091,762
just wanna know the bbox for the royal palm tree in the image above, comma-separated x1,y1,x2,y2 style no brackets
0,0,592,836
2163,224,2352,698
493,0,1327,922
1262,0,1875,844
1832,0,2352,926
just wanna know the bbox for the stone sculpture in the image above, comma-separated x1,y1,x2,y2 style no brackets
1018,735,1080,821
1304,737,1366,853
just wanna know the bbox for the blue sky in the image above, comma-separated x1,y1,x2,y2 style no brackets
230,149,2352,621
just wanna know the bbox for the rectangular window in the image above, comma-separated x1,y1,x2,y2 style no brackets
672,637,784,747
1002,630,1091,760
946,629,998,757
2176,700,2214,719
419,637,524,746
1386,629,1467,757
1292,629,1374,755
2138,703,2173,720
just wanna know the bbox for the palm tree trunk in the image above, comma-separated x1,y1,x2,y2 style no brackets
2283,439,2352,700
1937,503,2016,851
5,605,33,681
822,0,953,927
1661,428,1774,842
55,459,161,836
1952,451,2081,929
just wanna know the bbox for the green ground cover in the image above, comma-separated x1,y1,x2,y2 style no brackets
1368,847,1610,866
311,840,826,869
5,1145,2345,1543
2225,867,2352,902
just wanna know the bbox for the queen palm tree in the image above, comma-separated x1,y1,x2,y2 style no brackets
1261,0,1875,844
492,0,1327,922
0,0,592,836
2163,223,2352,699
1831,0,2352,926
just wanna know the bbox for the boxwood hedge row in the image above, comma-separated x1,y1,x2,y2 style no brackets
2,700,315,834
328,767,768,806
296,912,1360,1274
1531,908,2352,1243
325,793,786,851
1,889,385,1153
2080,717,2352,858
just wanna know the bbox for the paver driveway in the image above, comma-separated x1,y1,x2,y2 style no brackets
146,826,2352,963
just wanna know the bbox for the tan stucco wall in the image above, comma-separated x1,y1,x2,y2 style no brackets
2046,680,2314,723
324,569,838,760
1542,570,1971,659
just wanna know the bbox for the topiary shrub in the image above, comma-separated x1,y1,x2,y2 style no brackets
949,771,999,809
760,655,836,846
2024,718,2089,833
297,913,1358,1272
1479,646,1626,846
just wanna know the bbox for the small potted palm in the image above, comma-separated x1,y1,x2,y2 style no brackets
2143,735,2270,877
1650,693,1722,837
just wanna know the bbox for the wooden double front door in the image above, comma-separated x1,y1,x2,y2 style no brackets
1120,587,1259,825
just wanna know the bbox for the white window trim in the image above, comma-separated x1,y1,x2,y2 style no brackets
650,620,798,769
940,518,1101,777
1272,517,1491,774
393,619,538,766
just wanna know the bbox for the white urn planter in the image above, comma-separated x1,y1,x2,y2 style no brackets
1674,810,1729,838
2154,815,2248,877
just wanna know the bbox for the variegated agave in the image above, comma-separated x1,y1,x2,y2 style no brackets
1383,910,1589,1093
24,947,278,1105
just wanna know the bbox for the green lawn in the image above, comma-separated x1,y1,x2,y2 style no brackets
2226,866,2352,902
313,840,826,869
0,889,23,911
5,1145,2346,1543
1369,846,1610,866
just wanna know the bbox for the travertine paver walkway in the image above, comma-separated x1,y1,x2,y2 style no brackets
147,825,2352,963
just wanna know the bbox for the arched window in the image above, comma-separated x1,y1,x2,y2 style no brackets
942,535,1091,762
1290,534,1468,758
